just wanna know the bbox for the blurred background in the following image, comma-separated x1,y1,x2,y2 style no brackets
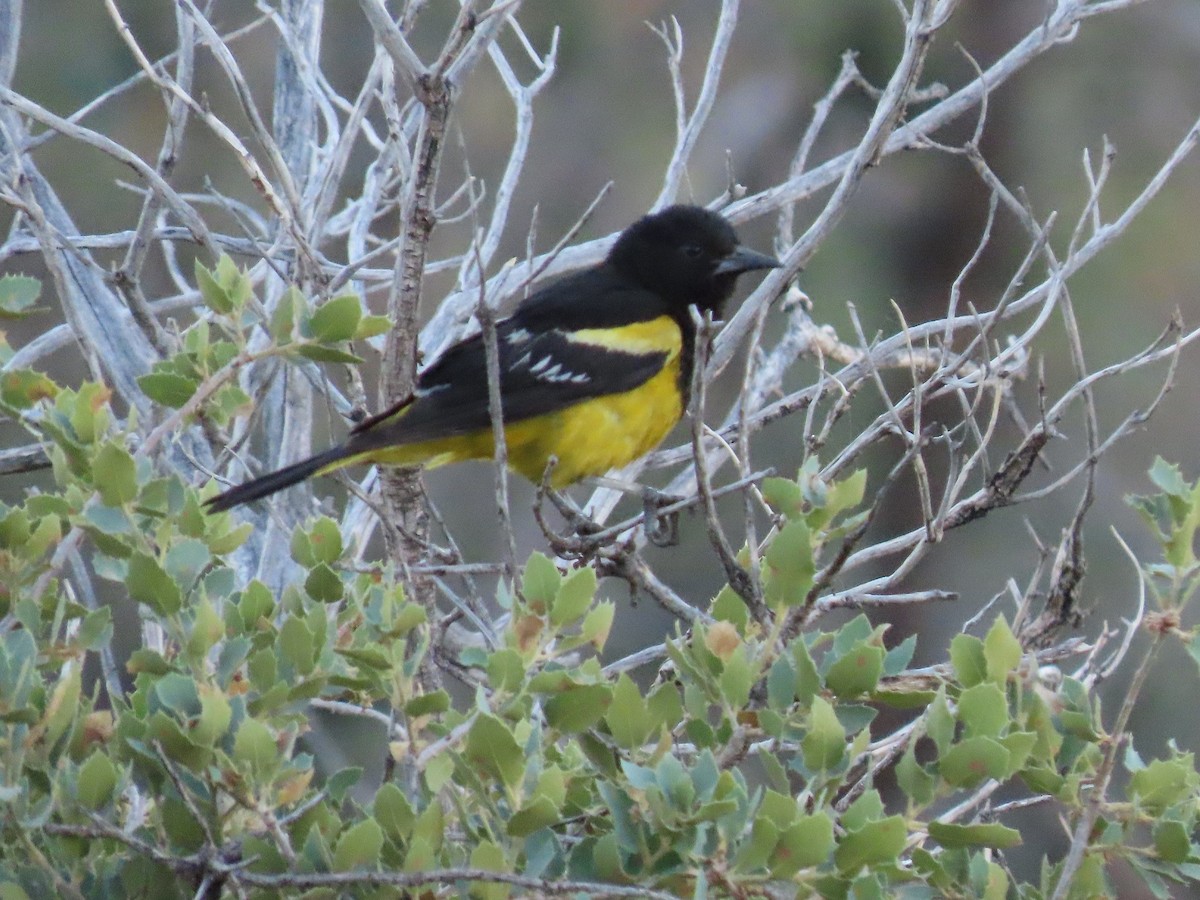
4,1,1200,888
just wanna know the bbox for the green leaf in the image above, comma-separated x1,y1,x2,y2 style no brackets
354,314,392,340
403,691,450,717
766,654,797,710
773,812,834,874
949,634,987,688
76,751,118,809
938,736,1011,787
194,684,232,746
983,616,1021,684
792,639,821,706
719,645,754,709
521,552,561,613
551,565,596,626
825,642,884,698
834,816,906,873
1130,754,1200,816
957,682,1009,739
507,797,560,838
271,287,299,342
465,714,524,788
307,516,343,564
280,615,317,675
761,476,804,519
308,293,363,343
92,443,138,505
825,469,867,519
76,606,113,651
1,368,58,408
374,782,415,842
0,274,43,317
928,821,1021,848
126,552,182,615
186,598,225,662
304,563,343,603
802,696,845,771
232,719,277,778
333,817,383,871
764,519,815,608
545,684,612,733
138,371,199,408
294,344,364,364
896,745,935,807
606,674,650,750
1153,818,1192,863
883,634,917,676
579,601,614,650
164,539,211,587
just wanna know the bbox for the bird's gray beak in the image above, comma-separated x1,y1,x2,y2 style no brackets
714,245,782,276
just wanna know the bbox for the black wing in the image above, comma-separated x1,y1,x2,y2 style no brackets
347,271,675,452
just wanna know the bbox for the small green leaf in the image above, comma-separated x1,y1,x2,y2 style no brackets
76,751,118,809
802,696,845,771
93,442,138,506
545,684,612,733
551,565,596,626
928,821,1021,848
606,674,650,750
521,552,561,613
307,294,363,343
926,688,955,757
825,642,884,698
1,368,58,408
465,714,524,788
896,745,935,807
949,633,987,688
294,344,364,364
126,552,182,615
762,476,804,519
1130,755,1200,816
792,639,821,706
138,372,199,408
719,646,754,709
938,736,1011,787
825,469,867,518
0,274,43,317
957,682,1009,739
271,287,299,342
983,616,1022,684
354,314,392,340
280,615,316,675
834,816,906,873
774,812,834,874
307,516,343,564
333,817,383,871
1153,818,1191,863
304,562,343,603
374,782,414,842
232,719,277,778
404,691,450,717
764,519,815,608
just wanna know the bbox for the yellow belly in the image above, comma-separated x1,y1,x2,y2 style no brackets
331,315,686,487
343,359,683,487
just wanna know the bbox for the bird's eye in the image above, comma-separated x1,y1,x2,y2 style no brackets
681,244,703,259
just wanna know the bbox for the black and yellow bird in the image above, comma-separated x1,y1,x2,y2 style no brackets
205,205,780,513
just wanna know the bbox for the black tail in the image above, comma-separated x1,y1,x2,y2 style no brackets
204,446,347,512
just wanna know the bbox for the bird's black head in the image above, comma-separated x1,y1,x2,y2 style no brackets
608,205,781,317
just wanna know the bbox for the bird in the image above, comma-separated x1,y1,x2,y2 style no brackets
204,204,780,513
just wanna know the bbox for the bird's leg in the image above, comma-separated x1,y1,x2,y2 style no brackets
584,475,685,548
545,485,604,536
641,486,682,547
